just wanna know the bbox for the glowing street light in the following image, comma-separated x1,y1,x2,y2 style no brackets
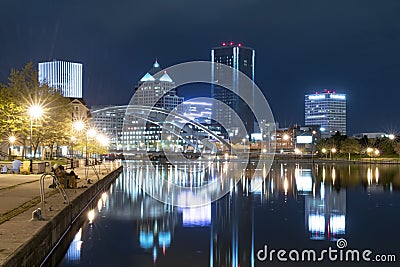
96,133,109,147
8,135,16,145
29,105,44,119
366,147,378,164
389,134,395,140
28,104,44,158
321,148,327,159
87,128,97,138
8,135,16,160
72,120,85,132
331,147,337,160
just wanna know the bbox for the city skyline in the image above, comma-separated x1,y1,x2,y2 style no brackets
1,0,399,135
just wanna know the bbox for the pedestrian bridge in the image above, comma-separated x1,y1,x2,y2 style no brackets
91,105,233,153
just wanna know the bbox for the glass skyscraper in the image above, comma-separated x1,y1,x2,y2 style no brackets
211,42,255,137
38,60,83,98
305,90,347,137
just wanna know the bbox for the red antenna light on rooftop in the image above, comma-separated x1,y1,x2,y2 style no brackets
238,43,242,47
222,42,226,46
230,42,234,45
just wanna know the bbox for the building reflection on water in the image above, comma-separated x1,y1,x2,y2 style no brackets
255,164,346,242
63,161,400,266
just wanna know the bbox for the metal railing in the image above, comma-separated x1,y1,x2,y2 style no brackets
39,173,70,205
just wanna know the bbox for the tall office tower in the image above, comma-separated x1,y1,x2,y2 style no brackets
38,60,83,98
305,89,347,137
128,60,184,151
211,42,255,138
133,60,183,110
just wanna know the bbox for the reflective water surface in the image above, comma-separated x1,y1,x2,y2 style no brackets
59,161,400,266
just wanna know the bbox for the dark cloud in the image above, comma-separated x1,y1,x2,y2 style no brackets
1,0,400,134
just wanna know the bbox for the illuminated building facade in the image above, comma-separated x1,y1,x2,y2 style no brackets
90,105,126,152
211,42,255,137
182,99,213,124
270,128,296,153
305,90,346,137
91,61,187,153
130,61,184,151
133,60,183,111
38,60,83,98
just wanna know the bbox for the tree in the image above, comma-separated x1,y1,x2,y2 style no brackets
394,144,400,157
6,62,72,159
315,138,328,155
0,82,30,158
340,138,362,160
376,137,396,155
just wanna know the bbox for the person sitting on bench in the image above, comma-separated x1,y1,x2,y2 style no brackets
52,164,77,189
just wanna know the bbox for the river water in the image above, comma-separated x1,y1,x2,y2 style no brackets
58,161,400,266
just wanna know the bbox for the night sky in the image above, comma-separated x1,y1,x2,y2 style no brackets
1,0,399,135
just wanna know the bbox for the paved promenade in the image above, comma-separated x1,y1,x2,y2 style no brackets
0,161,122,266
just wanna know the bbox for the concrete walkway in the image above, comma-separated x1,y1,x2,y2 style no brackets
0,161,122,266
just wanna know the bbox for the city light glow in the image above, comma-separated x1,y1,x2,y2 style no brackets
330,94,346,100
308,95,325,100
87,128,97,138
8,135,16,144
72,120,85,132
96,133,109,147
28,104,44,119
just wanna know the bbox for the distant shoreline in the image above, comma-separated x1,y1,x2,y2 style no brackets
272,157,400,165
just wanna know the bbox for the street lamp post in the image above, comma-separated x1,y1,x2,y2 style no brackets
72,120,86,166
70,136,76,158
28,105,44,158
366,147,373,164
374,149,380,163
311,130,317,163
331,148,337,161
86,128,97,165
322,148,327,159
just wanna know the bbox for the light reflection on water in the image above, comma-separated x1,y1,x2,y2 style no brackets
60,161,400,267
